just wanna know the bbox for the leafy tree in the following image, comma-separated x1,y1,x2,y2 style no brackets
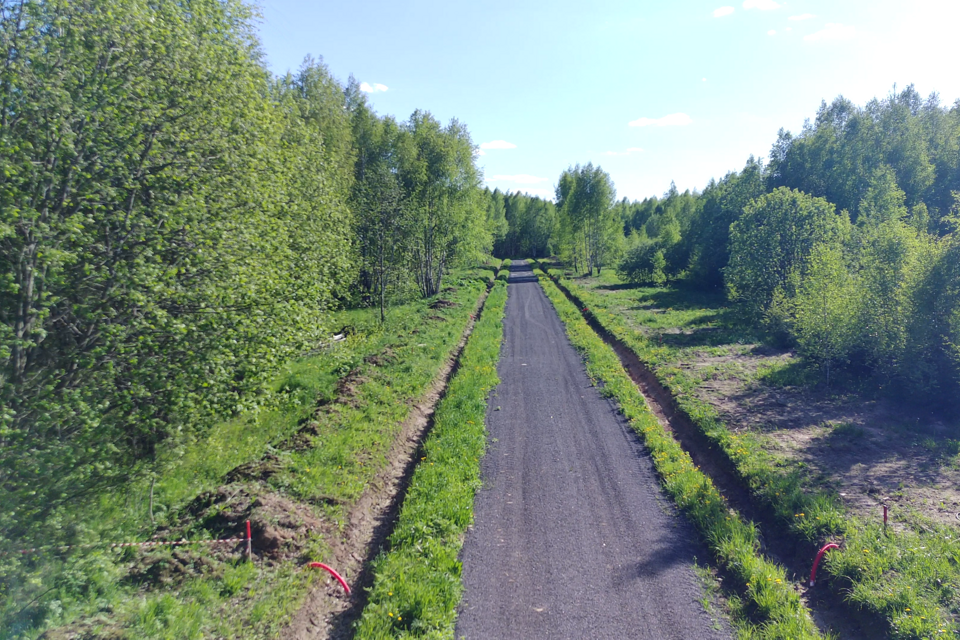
0,0,352,545
398,111,483,297
898,234,960,402
853,221,921,370
726,188,848,322
858,165,908,226
555,163,619,274
687,157,766,288
788,245,860,385
485,188,509,250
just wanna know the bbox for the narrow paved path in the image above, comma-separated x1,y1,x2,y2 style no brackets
456,262,729,639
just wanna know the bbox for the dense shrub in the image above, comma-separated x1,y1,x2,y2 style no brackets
0,0,352,541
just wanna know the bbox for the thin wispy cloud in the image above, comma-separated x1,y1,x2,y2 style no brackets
767,29,777,36
804,23,856,42
604,147,644,156
789,13,816,21
480,140,517,150
489,174,549,184
742,0,780,10
359,82,388,93
475,149,486,156
628,113,692,127
713,6,734,17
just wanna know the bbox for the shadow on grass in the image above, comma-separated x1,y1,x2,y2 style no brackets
597,281,646,291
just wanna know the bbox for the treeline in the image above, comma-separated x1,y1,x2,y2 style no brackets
515,86,960,402
0,0,487,539
485,163,624,274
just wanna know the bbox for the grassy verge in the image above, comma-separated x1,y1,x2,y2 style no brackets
537,261,959,640
534,267,822,640
354,280,507,639
496,258,512,282
6,270,492,639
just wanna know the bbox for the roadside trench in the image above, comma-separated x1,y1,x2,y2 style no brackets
537,266,878,640
285,283,495,640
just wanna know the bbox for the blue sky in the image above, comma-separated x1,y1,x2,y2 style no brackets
256,0,960,201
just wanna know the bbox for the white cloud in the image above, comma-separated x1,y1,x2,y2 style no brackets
604,147,644,156
628,113,692,127
479,140,517,150
804,23,856,42
768,29,777,35
475,149,486,156
359,82,388,93
489,174,549,184
713,6,734,17
742,0,780,10
789,13,816,20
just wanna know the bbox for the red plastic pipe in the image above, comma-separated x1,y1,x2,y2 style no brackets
809,543,839,586
309,562,351,594
246,520,252,561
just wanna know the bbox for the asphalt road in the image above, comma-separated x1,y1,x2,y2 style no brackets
456,262,729,640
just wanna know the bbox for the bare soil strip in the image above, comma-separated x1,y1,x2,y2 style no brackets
545,271,879,639
284,289,490,640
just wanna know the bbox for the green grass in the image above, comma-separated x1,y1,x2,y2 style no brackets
539,262,960,640
355,280,507,639
533,267,823,640
495,258,511,282
4,269,494,639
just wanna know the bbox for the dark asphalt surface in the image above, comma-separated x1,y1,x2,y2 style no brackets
456,262,729,640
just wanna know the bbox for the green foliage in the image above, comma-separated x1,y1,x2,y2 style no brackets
490,189,557,258
355,282,506,638
399,111,485,298
858,165,908,226
687,157,767,288
0,0,350,548
768,86,958,226
898,233,960,400
726,187,848,323
787,245,861,384
556,163,621,274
